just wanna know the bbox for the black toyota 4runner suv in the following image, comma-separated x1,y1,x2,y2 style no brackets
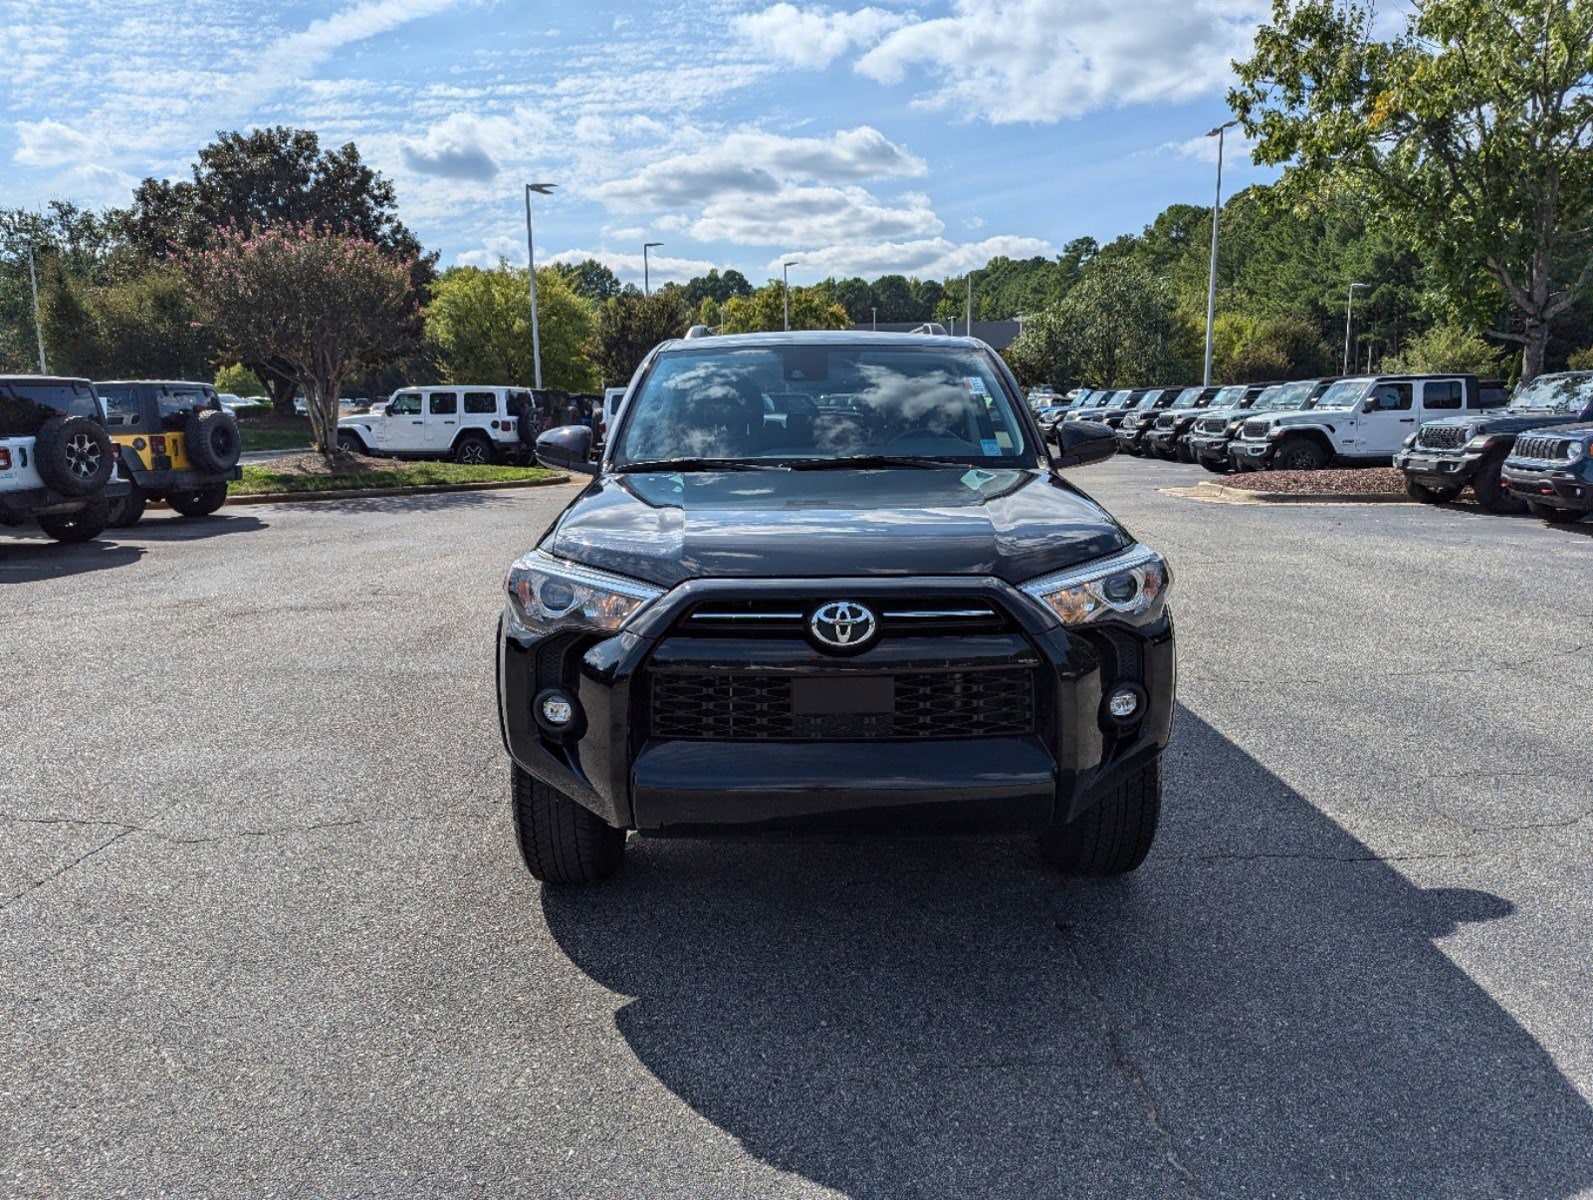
1396,371,1593,512
498,332,1175,885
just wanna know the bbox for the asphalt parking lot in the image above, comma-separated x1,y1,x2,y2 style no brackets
3,460,1591,1198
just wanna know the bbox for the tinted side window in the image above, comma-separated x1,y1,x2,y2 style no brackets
1478,384,1509,408
429,391,458,416
159,387,213,420
389,392,422,416
1424,381,1463,410
463,391,497,415
0,382,99,435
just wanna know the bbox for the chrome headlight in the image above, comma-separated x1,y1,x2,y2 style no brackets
1402,432,1418,448
1021,545,1170,626
504,549,663,634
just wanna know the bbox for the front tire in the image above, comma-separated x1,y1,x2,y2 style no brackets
1404,477,1460,504
1038,758,1161,876
37,495,110,544
337,431,366,456
1470,453,1526,514
510,764,626,885
167,482,229,518
1274,436,1328,472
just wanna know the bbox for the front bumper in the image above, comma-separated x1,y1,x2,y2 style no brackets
498,576,1176,834
1393,448,1482,488
1115,425,1149,452
1187,434,1233,464
1501,460,1593,511
1228,439,1274,469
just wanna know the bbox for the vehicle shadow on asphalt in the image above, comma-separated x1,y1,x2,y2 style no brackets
0,541,145,583
113,513,270,541
542,706,1593,1197
261,490,547,516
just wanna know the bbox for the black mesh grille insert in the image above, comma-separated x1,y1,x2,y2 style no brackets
650,668,1035,741
1242,419,1271,439
1514,434,1575,462
1416,425,1467,450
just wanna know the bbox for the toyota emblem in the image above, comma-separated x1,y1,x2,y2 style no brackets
809,601,878,651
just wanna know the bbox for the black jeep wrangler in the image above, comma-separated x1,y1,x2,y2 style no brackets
96,380,243,526
1396,371,1593,512
0,375,127,543
497,332,1175,886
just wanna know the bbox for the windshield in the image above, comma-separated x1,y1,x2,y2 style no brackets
615,343,1033,467
1212,386,1248,408
1250,385,1285,409
1134,390,1164,409
1171,387,1205,409
1315,378,1372,410
1507,373,1593,413
1258,381,1313,410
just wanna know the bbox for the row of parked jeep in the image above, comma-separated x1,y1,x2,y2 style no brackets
0,375,243,544
1031,371,1593,524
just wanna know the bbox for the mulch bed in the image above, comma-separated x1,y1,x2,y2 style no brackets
1221,467,1405,495
250,450,374,478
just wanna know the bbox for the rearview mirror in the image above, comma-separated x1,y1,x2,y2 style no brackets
536,424,597,475
1052,420,1117,469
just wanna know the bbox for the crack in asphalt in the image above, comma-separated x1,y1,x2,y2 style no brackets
1057,926,1202,1200
0,827,136,914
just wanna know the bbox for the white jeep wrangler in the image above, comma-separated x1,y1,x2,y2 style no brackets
0,375,124,543
336,385,542,465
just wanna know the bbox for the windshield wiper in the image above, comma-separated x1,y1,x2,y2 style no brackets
782,454,963,471
615,457,785,473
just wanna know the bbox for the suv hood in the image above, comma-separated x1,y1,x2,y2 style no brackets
1424,411,1593,436
546,468,1130,588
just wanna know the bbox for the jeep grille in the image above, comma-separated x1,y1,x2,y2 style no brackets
1513,434,1576,462
1241,419,1271,440
1416,425,1467,450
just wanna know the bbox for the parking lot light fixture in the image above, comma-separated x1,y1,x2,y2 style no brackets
782,260,798,331
643,242,663,296
1344,282,1371,375
1203,120,1239,388
524,183,556,390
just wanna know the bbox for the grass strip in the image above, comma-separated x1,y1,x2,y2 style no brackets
234,461,562,496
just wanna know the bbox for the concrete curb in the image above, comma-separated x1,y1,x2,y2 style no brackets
218,474,573,506
1173,481,1415,506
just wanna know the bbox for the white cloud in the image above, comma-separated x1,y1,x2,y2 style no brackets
548,247,717,288
692,184,941,246
456,234,527,267
777,234,1053,279
1161,129,1256,166
595,125,925,210
251,0,471,94
12,118,96,167
837,0,1269,123
400,112,504,180
733,3,906,69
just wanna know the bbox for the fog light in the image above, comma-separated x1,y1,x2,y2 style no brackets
1109,688,1140,719
540,693,574,726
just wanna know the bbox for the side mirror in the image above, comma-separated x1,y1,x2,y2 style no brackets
536,424,597,475
1053,420,1117,469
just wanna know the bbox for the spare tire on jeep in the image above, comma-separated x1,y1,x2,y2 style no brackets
34,415,114,496
185,409,242,473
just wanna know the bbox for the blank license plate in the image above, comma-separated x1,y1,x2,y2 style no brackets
791,676,894,716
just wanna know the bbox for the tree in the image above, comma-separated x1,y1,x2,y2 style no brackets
553,258,622,305
1568,346,1593,371
186,228,416,456
1233,0,1593,379
124,127,434,411
1212,313,1334,382
215,363,266,397
683,268,753,306
719,281,852,333
1382,321,1506,376
1004,259,1180,387
590,290,692,387
425,265,598,392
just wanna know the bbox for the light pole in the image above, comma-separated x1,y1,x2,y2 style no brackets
1343,282,1371,374
965,270,976,335
643,242,663,296
27,244,46,372
524,182,556,389
1202,120,1239,387
782,260,797,331
871,305,877,331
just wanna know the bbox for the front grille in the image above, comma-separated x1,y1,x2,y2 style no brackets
1417,425,1467,450
1241,419,1271,440
1513,434,1575,462
1154,413,1176,430
679,597,1010,638
1196,416,1227,435
650,667,1035,741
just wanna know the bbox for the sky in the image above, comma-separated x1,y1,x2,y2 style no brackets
0,0,1291,293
